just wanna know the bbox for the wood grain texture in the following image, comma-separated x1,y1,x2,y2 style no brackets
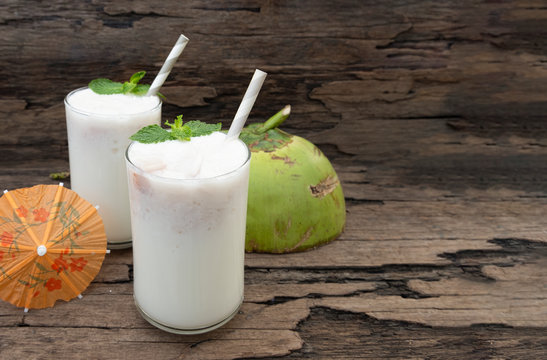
1,0,547,359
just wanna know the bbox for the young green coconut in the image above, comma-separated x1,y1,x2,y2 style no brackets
239,105,346,253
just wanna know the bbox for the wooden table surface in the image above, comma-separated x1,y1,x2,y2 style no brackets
1,1,546,359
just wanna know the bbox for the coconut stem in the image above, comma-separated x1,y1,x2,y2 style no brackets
257,105,291,134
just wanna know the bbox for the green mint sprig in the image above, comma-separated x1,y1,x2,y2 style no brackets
130,115,222,144
89,71,151,96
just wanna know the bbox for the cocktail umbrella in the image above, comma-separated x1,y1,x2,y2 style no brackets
0,183,108,310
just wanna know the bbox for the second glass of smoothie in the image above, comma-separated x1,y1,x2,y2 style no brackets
65,88,161,248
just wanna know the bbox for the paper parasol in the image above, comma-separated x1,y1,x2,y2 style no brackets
0,184,108,310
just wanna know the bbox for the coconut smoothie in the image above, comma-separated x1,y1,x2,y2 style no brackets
125,132,250,333
65,88,161,248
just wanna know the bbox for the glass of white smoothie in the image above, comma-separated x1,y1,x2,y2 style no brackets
125,128,251,334
65,88,161,248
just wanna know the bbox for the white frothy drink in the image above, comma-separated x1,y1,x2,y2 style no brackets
126,132,250,333
65,88,161,248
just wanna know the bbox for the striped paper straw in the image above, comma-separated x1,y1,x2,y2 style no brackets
227,69,267,139
146,34,189,96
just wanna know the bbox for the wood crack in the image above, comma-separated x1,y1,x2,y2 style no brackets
192,7,260,13
252,287,378,306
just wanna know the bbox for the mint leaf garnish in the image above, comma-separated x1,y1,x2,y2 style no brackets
49,171,70,180
130,71,146,84
88,78,123,94
171,126,192,141
132,84,151,96
129,125,172,144
89,71,152,96
164,115,191,141
122,81,137,94
129,115,222,144
165,114,184,129
186,120,222,137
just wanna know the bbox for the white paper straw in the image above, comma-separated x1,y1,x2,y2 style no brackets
227,69,267,139
146,34,189,96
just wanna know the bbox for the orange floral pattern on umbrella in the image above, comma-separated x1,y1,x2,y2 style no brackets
0,184,107,309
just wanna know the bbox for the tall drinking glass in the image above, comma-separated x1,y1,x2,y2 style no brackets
125,134,251,334
65,88,161,249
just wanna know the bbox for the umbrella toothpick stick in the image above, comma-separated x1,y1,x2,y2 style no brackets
40,183,65,247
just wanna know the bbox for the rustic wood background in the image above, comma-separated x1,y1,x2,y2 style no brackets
1,0,547,359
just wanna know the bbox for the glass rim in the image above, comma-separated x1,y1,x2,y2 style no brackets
125,137,252,183
64,87,162,117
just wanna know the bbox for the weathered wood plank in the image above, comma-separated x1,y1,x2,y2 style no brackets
285,307,547,359
2,1,547,161
2,258,544,358
317,262,547,327
246,239,500,268
341,201,547,242
3,256,544,328
0,327,302,360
